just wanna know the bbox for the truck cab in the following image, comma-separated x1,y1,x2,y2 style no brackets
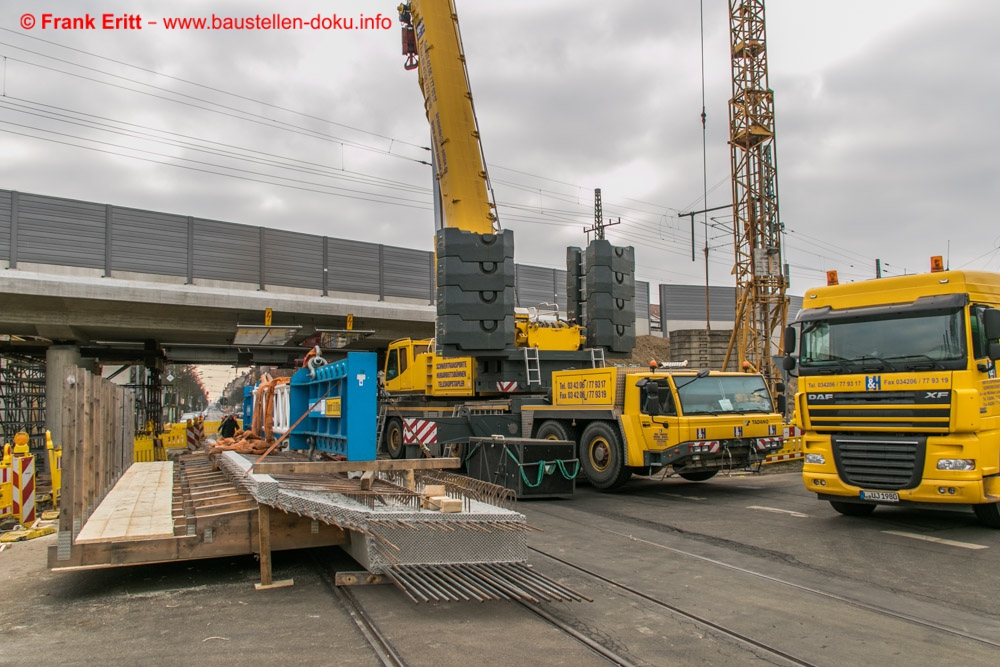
383,338,475,397
523,367,785,489
784,268,1000,526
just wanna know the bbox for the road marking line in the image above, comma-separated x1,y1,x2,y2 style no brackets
747,505,809,518
882,531,989,550
657,493,706,501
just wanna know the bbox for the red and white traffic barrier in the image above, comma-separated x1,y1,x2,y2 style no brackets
12,452,36,526
186,420,198,451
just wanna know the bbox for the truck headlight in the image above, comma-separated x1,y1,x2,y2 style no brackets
937,459,975,471
805,453,825,465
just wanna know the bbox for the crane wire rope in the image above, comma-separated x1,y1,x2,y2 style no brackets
699,0,712,329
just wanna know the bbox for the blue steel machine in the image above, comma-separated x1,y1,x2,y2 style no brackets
287,351,377,460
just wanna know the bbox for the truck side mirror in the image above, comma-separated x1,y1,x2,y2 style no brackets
783,326,797,355
776,395,786,414
782,356,797,372
990,342,1000,362
985,308,1000,341
774,382,785,394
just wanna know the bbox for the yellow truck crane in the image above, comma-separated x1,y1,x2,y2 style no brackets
388,2,785,491
783,261,1000,527
522,366,784,489
383,339,785,490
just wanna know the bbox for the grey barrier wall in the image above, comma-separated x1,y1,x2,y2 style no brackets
2,189,650,319
659,283,802,330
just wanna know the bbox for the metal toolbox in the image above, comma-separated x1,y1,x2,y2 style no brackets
465,437,577,499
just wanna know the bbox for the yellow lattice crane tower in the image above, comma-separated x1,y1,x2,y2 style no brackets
723,0,788,389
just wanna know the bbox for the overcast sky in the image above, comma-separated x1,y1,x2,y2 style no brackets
1,0,997,297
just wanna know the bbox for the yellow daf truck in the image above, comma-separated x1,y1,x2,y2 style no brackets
783,266,1000,526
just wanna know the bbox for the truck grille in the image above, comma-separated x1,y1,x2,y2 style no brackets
806,390,950,433
831,435,925,490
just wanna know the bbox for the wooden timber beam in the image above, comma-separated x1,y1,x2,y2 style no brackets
252,457,462,475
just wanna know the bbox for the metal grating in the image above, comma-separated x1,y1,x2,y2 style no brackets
832,435,924,490
387,562,590,604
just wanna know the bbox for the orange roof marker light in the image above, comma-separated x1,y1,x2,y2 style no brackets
930,256,945,273
826,270,839,286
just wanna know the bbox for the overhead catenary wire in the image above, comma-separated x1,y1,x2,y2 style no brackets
0,25,429,151
0,26,913,289
0,96,431,194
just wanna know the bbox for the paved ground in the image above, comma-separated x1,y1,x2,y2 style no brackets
3,467,998,666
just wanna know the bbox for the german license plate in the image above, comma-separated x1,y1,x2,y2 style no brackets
860,490,899,502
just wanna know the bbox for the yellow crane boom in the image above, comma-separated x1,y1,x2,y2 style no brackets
399,1,497,234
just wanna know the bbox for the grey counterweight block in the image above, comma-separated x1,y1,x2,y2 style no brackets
435,228,515,354
582,239,636,353
566,246,584,323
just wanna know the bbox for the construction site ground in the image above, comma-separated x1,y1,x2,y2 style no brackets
2,465,998,666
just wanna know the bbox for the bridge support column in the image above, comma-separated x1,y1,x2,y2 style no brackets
45,345,81,447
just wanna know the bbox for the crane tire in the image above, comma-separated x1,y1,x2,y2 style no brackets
579,421,631,491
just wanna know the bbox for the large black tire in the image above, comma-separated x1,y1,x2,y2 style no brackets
535,420,576,443
829,500,877,517
384,417,405,459
679,469,719,482
973,502,1000,528
579,421,631,491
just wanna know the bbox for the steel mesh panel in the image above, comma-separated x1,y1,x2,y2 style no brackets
387,562,590,603
216,452,530,572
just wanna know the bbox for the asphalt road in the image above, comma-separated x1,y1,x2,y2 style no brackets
2,468,998,666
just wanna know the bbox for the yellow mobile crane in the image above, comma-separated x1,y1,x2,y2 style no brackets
379,2,784,493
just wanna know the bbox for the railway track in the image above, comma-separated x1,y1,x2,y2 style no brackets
313,554,408,667
310,545,814,666
525,547,817,667
311,550,648,666
529,502,1000,653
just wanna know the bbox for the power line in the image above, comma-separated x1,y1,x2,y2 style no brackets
2,27,432,151
0,96,431,194
0,125,434,211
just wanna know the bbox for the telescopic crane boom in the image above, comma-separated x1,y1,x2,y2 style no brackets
399,1,498,235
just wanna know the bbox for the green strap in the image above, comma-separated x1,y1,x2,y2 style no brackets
503,448,580,487
465,442,481,461
556,458,580,480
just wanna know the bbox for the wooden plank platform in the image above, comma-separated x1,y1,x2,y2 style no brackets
74,462,175,544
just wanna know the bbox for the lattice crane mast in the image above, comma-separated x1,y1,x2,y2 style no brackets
723,0,788,390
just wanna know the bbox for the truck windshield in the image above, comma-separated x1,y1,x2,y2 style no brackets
676,375,773,415
799,308,966,373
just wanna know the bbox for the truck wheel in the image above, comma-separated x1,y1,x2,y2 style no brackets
679,470,719,482
829,501,876,517
385,418,405,459
973,502,1000,528
579,421,631,491
536,420,575,443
